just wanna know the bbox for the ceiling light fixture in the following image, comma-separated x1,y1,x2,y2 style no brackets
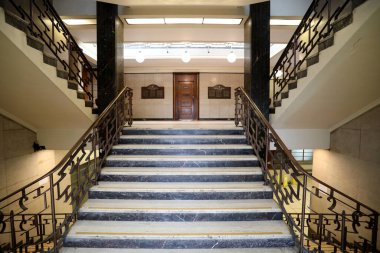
203,18,242,25
126,18,165,25
136,51,145,63
275,70,283,78
125,18,243,25
165,18,203,24
270,19,301,26
181,50,191,63
227,51,237,63
62,19,96,26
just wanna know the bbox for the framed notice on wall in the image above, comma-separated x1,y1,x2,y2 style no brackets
208,84,231,99
141,84,165,99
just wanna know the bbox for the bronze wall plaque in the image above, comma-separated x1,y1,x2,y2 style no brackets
141,84,164,99
208,84,231,99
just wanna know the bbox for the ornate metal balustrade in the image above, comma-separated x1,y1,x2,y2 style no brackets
270,0,362,105
235,87,378,252
3,0,97,106
0,87,133,253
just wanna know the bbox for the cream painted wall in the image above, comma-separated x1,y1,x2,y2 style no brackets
199,73,243,119
125,72,243,119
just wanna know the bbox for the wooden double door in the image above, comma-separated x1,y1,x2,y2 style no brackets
174,73,199,120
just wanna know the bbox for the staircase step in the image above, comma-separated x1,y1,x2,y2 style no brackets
99,167,263,182
26,34,44,51
280,91,289,99
111,144,253,155
61,248,298,253
88,182,272,200
68,79,78,90
306,54,319,67
105,155,259,167
43,53,58,67
123,128,244,135
119,135,247,144
332,13,353,33
318,35,334,51
78,199,282,222
64,220,294,249
296,69,307,79
4,10,28,33
288,81,297,90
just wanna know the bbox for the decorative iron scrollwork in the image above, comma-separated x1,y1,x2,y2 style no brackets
0,87,133,252
235,87,378,253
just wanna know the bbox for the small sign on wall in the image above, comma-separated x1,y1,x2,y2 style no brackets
208,84,231,99
141,84,164,99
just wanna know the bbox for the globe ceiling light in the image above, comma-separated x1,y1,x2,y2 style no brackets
136,51,145,63
181,51,191,63
227,51,237,63
275,70,283,78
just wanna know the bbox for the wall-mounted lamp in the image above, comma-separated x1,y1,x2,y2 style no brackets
33,142,46,152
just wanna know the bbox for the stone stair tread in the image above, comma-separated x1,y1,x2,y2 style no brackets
106,155,258,161
90,181,271,192
120,135,246,139
80,199,281,213
100,167,262,175
124,121,238,129
112,144,252,149
61,248,298,253
66,220,292,239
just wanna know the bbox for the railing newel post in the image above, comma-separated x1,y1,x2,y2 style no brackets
49,174,58,252
372,213,378,253
341,211,347,251
264,127,270,185
300,174,308,251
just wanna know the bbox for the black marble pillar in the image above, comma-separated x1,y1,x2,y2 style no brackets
97,2,124,113
244,1,270,119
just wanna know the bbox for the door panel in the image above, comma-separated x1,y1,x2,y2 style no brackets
174,73,198,120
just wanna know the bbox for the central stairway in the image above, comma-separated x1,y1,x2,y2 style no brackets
62,121,296,252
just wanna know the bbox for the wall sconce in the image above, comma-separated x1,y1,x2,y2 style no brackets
33,142,46,152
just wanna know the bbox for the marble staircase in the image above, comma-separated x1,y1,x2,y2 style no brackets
62,121,296,252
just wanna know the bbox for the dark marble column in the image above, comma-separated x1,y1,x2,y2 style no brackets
97,2,124,113
244,1,270,119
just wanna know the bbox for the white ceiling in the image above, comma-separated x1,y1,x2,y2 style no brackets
98,0,267,6
58,0,302,72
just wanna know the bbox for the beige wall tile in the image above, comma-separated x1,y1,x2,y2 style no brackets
5,151,56,194
0,159,6,198
199,73,243,119
125,73,243,119
330,105,380,164
312,149,380,244
125,73,173,119
359,105,380,130
0,116,4,160
330,128,360,158
360,130,380,163
4,129,36,159
3,116,24,130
